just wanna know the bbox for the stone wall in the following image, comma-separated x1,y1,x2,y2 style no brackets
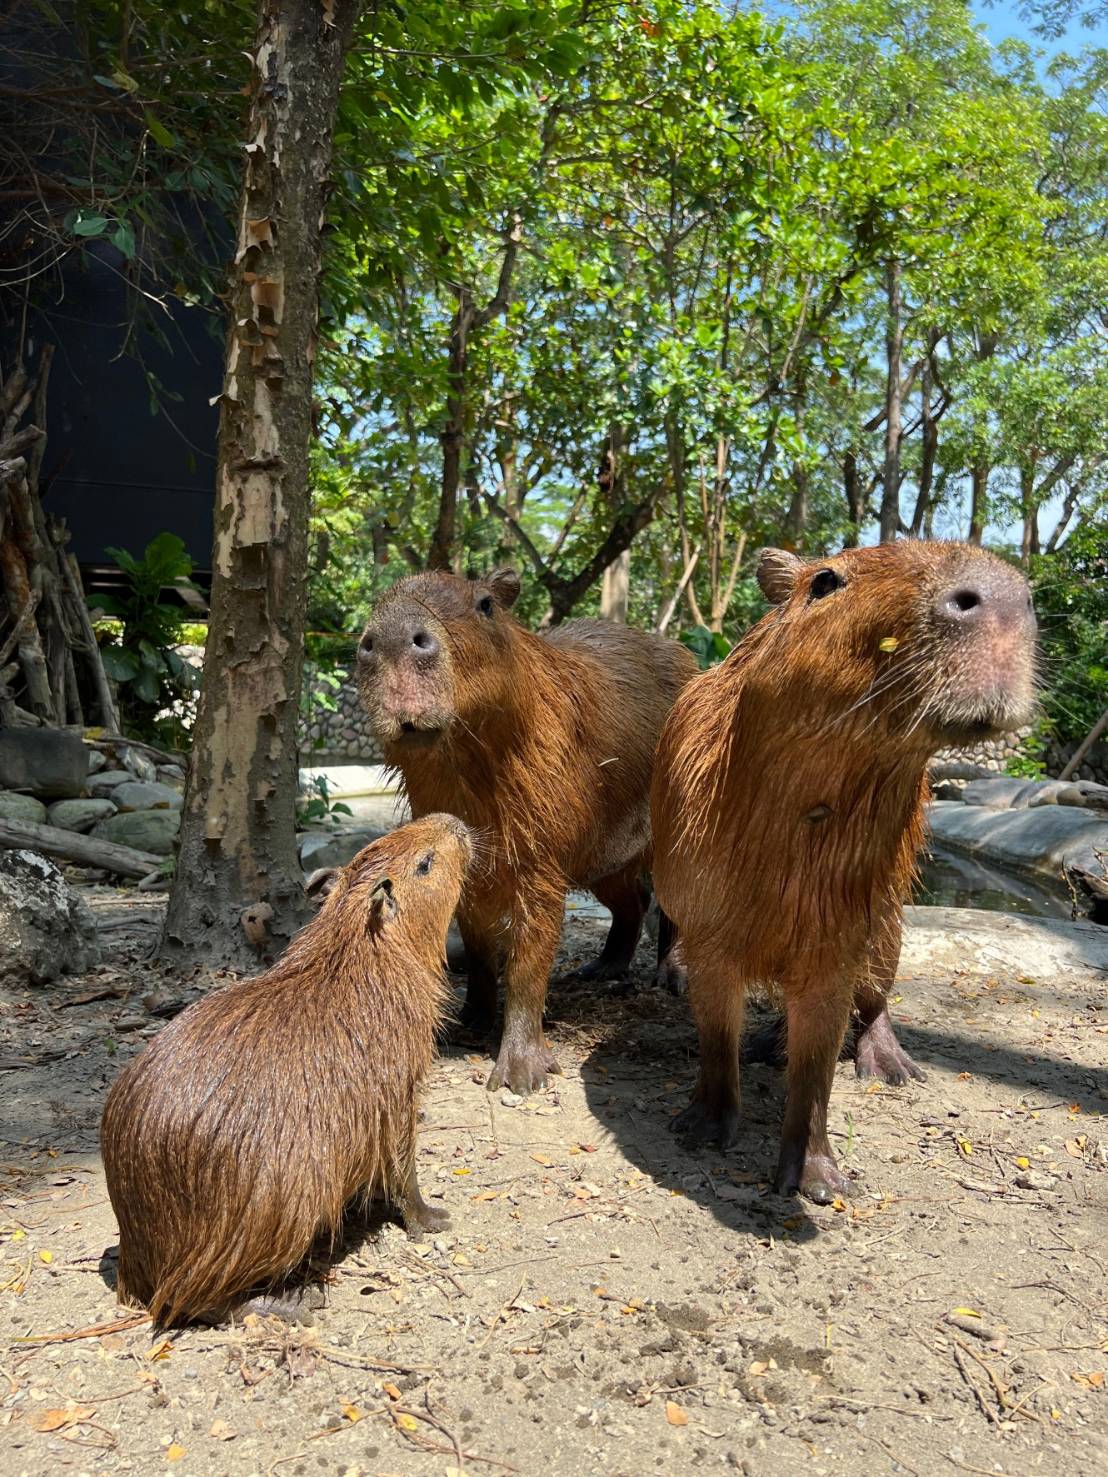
298,664,382,764
933,728,1031,777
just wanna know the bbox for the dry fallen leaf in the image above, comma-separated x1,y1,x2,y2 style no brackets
37,1250,53,1265
665,1400,688,1426
1071,1371,1104,1389
31,1404,95,1433
340,1402,363,1423
209,1419,235,1440
529,1153,554,1167
166,1444,186,1462
148,1340,173,1362
396,1412,419,1432
749,1361,769,1376
382,1383,402,1402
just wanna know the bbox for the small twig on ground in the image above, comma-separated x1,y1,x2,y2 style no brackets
950,1340,1000,1427
479,1273,527,1351
13,1312,151,1344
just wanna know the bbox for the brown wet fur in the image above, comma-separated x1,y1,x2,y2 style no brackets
356,569,696,1095
651,540,1037,1204
100,814,472,1327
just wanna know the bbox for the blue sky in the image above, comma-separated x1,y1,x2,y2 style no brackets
972,2,1108,55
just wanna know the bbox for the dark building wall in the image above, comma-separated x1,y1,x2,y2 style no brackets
34,245,221,580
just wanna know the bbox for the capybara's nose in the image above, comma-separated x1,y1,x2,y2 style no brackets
411,628,439,658
933,576,1032,632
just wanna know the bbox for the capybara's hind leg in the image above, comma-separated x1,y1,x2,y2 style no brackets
397,1155,450,1234
776,978,853,1204
455,916,499,1035
672,951,744,1149
487,893,563,1095
654,908,686,995
240,1284,325,1325
573,865,649,981
741,1014,787,1067
852,920,925,1085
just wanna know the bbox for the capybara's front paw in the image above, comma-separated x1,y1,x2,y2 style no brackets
568,955,632,983
486,1039,562,1095
669,1097,740,1150
775,1150,851,1205
404,1203,451,1235
654,956,687,995
239,1284,325,1325
855,1015,926,1085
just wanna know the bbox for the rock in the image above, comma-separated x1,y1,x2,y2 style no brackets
298,827,387,871
960,777,1041,810
0,791,48,825
88,770,134,795
91,809,180,855
1056,781,1108,812
0,727,88,799
156,764,186,788
1027,782,1072,807
46,797,119,833
929,760,993,783
110,780,184,813
86,748,107,773
1013,1170,1057,1192
0,850,100,985
903,906,1108,982
928,799,1108,882
118,746,157,782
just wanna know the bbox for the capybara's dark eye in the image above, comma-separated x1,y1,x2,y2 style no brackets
416,853,434,877
809,568,843,601
477,595,495,618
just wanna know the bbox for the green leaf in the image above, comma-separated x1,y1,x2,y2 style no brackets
72,212,108,238
110,220,136,258
100,647,140,681
145,111,176,149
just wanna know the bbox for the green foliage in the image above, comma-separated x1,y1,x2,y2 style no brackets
92,534,200,744
1028,523,1108,746
679,626,733,671
297,774,353,827
1005,719,1053,780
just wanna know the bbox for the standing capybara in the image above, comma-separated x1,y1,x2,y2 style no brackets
356,569,697,1095
651,541,1037,1203
101,814,471,1326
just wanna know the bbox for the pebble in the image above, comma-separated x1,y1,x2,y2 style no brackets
1014,1169,1057,1191
500,1090,523,1108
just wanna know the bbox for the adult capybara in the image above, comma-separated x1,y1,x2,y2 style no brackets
356,568,696,1095
651,541,1037,1203
101,814,471,1327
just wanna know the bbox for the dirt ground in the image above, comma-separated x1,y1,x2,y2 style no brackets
1,879,1106,1477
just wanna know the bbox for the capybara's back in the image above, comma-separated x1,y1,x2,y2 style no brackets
652,540,1037,1201
356,569,696,1094
101,815,471,1326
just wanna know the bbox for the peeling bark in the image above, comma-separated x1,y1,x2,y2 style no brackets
160,0,360,970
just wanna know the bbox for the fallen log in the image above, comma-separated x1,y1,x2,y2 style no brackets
0,816,163,879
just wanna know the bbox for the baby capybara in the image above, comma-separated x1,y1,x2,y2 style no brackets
357,569,696,1095
651,541,1037,1203
101,814,471,1327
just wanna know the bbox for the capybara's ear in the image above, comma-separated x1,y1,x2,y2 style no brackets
756,548,806,605
304,867,342,904
487,568,521,609
367,877,398,933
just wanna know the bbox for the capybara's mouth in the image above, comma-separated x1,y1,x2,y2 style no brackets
391,724,446,750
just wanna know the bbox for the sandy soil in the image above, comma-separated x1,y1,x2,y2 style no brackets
1,881,1106,1477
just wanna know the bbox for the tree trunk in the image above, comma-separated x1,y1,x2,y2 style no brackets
160,0,361,970
878,260,903,543
428,287,473,571
842,449,864,547
909,352,938,538
967,462,989,546
600,548,630,622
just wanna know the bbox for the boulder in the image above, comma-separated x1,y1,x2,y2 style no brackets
928,799,1108,882
156,764,186,788
46,797,119,833
110,780,184,813
960,777,1043,810
118,746,158,783
86,748,107,773
88,770,134,795
1056,781,1108,813
0,849,100,985
298,827,387,872
0,727,88,799
92,809,180,855
0,791,48,825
